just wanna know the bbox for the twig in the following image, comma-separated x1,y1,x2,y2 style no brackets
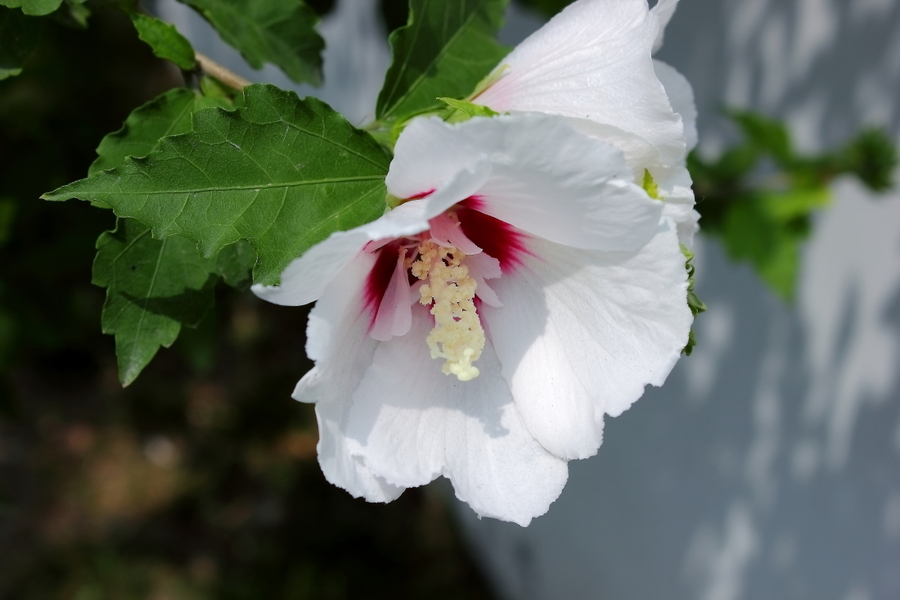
195,52,251,91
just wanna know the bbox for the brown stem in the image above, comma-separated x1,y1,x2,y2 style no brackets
195,52,251,91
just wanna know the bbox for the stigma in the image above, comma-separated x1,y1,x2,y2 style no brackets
411,240,485,381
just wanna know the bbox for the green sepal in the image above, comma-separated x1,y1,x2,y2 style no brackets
681,244,706,356
130,13,196,71
437,97,499,123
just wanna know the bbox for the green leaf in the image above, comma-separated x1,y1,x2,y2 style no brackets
216,240,256,290
727,109,794,167
130,13,196,71
179,0,324,85
45,84,392,286
841,128,898,192
87,90,251,384
94,219,217,386
0,6,40,80
376,0,509,122
63,0,89,27
0,0,61,16
199,74,242,102
719,187,830,301
89,87,232,176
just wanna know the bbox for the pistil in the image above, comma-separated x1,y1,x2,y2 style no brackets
411,240,485,381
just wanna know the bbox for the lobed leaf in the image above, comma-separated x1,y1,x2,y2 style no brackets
179,0,324,85
90,87,232,176
376,0,509,122
0,6,40,80
130,13,196,71
86,88,231,384
94,219,217,386
45,84,392,286
0,0,60,16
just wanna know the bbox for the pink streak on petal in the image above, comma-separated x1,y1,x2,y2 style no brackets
457,206,531,274
364,241,400,322
460,195,485,211
368,247,413,342
407,189,435,201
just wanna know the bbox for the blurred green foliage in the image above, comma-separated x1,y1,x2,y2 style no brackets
690,110,897,300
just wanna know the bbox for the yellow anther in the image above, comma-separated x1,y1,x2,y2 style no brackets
411,241,485,381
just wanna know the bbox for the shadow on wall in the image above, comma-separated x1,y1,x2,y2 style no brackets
659,0,900,153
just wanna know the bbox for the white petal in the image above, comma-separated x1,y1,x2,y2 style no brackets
386,119,492,201
663,203,700,248
566,117,663,180
343,307,569,526
654,60,698,151
467,252,503,308
473,0,685,164
652,163,698,247
484,222,693,460
651,0,680,53
429,213,482,254
294,253,404,502
391,114,663,252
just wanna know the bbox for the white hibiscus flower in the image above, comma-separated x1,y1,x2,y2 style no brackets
472,0,700,246
253,113,694,525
